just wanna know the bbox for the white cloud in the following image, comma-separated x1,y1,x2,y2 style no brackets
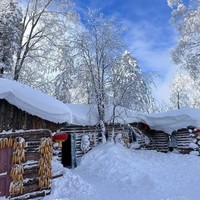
124,21,178,104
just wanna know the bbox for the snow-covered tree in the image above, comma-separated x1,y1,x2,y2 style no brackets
169,70,200,109
10,0,75,82
0,0,22,77
168,0,200,79
71,9,125,142
110,50,155,113
169,72,191,109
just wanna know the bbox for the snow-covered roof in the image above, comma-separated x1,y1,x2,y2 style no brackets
68,104,200,134
66,104,144,126
1,78,200,133
66,104,98,126
0,78,72,124
145,108,200,134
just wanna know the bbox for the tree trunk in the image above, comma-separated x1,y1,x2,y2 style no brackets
99,120,106,143
177,92,180,109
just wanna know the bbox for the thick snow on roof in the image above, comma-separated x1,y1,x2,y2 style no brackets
66,104,144,126
0,78,72,124
67,104,98,125
67,104,200,134
67,105,200,133
1,78,200,133
145,108,200,133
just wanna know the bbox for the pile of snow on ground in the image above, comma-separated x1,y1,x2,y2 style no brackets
44,143,200,200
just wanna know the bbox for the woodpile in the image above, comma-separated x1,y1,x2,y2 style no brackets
38,138,53,189
174,128,200,154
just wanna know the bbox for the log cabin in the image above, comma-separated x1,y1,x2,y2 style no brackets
0,78,72,199
2,78,200,200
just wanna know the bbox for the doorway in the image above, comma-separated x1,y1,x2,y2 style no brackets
62,134,72,167
0,147,12,197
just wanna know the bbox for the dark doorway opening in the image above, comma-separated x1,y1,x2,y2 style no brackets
62,134,72,167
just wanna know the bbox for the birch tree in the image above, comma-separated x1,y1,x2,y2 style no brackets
73,9,124,142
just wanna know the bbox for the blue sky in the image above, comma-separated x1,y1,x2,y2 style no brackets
73,0,187,104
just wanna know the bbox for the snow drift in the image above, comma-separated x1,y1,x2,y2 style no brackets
43,143,200,200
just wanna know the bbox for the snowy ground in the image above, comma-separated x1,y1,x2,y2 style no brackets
42,143,200,200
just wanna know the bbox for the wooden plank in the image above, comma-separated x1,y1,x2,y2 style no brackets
10,189,51,200
25,152,40,161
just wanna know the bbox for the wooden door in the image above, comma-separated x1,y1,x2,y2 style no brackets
0,147,12,197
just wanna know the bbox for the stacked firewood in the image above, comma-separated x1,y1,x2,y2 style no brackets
188,129,200,154
0,137,14,148
9,137,26,196
38,138,53,189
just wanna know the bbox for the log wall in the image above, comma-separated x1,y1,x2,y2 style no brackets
60,126,101,167
173,128,200,154
144,130,169,152
109,123,169,152
0,130,52,199
0,99,64,132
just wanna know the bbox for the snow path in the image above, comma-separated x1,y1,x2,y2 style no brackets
44,143,200,200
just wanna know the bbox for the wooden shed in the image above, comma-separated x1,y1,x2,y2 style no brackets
0,78,72,199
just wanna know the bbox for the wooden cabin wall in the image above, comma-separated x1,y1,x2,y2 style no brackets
173,128,192,154
173,128,200,154
0,99,64,132
144,130,169,152
60,126,101,167
0,130,52,199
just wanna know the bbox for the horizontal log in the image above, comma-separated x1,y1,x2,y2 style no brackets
10,189,51,200
24,172,39,180
0,130,50,138
25,152,40,161
23,183,40,194
24,165,38,177
23,178,38,186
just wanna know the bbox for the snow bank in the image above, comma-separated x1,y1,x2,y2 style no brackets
0,78,72,124
43,143,200,200
43,157,93,200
